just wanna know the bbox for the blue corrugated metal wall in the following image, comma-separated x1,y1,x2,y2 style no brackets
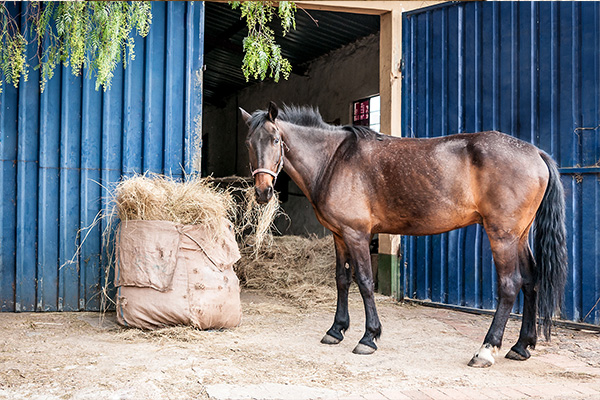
0,2,205,312
401,1,600,325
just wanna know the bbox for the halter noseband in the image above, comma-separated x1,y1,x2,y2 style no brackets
251,125,286,183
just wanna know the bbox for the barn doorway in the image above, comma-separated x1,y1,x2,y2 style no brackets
201,2,380,236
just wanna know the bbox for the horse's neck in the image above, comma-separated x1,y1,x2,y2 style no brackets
280,122,346,202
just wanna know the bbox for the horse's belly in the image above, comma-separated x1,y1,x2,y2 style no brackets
375,210,482,236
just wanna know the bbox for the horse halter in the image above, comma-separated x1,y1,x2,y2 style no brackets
251,126,286,183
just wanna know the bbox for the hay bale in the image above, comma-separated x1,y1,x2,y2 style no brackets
112,173,242,330
116,219,242,330
235,235,337,308
115,173,235,236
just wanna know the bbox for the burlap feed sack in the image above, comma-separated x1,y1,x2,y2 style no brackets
116,219,241,330
116,220,181,291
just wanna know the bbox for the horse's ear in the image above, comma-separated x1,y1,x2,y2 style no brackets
239,107,252,126
268,101,279,121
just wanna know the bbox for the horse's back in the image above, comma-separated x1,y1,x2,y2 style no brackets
335,131,549,236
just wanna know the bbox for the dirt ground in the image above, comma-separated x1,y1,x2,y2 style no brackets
1,290,599,400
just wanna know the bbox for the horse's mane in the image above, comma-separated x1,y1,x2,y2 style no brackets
250,104,381,140
342,125,380,140
278,105,331,129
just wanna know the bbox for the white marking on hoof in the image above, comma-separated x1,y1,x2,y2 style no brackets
352,343,376,355
320,334,341,345
468,343,498,368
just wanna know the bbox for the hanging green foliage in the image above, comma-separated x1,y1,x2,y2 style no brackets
0,1,152,93
230,1,296,82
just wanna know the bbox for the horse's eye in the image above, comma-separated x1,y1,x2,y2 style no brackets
273,137,280,145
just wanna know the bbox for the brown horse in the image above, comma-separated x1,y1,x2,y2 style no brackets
241,102,567,367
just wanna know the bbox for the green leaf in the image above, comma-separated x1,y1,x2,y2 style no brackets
0,1,152,93
232,1,296,83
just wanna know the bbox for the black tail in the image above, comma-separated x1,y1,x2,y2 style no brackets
534,152,568,340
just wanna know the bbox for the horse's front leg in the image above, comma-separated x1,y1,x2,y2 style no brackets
345,231,381,355
321,234,351,345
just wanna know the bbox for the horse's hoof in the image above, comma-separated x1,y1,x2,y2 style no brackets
352,343,376,355
467,355,493,368
505,347,530,361
321,334,341,345
468,344,497,368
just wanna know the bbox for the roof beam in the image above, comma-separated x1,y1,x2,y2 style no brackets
295,1,442,15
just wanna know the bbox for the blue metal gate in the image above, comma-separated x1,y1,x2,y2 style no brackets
401,1,600,325
0,2,205,312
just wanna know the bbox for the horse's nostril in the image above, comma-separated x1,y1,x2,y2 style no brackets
254,186,261,198
267,186,274,196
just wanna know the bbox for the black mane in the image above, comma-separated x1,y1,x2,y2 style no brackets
278,105,331,129
249,104,381,140
342,124,381,140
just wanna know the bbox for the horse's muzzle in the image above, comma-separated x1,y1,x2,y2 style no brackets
253,171,275,204
255,185,274,204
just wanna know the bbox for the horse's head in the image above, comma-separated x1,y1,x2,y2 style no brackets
240,102,284,204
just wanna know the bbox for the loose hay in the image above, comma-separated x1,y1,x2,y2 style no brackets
115,173,235,237
237,186,284,256
117,325,224,344
235,235,338,308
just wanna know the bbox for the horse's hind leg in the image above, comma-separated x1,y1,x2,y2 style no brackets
321,234,352,345
506,240,537,360
469,235,521,368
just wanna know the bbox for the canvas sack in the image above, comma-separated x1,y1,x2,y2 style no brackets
115,218,241,330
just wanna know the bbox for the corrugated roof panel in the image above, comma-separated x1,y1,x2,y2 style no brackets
204,2,379,105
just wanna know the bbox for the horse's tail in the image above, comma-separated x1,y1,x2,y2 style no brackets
534,151,568,340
